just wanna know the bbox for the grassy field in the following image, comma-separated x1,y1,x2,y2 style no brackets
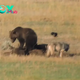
0,55,80,80
0,0,80,80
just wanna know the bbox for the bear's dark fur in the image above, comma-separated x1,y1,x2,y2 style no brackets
9,26,37,55
34,44,48,53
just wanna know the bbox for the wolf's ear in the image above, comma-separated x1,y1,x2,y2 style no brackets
67,44,70,47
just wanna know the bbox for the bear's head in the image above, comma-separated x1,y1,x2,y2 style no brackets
9,30,19,43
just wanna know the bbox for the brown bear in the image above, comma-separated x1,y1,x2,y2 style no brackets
9,26,37,55
34,44,48,53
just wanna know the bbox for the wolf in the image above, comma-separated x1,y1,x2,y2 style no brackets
46,42,69,57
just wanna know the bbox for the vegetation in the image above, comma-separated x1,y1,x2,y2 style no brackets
0,0,80,80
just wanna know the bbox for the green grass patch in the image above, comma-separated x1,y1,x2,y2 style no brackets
0,60,80,80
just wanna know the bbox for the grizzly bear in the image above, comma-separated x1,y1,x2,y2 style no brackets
9,26,37,55
34,44,48,52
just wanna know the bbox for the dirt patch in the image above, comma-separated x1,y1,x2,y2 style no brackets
1,48,46,56
1,48,80,59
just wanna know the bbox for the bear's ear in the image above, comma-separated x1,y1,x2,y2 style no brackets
15,32,19,37
13,31,16,34
13,32,19,38
9,31,11,34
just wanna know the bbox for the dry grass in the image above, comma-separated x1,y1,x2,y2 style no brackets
0,0,80,59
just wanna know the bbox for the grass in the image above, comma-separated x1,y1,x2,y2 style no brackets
0,0,80,80
0,56,80,80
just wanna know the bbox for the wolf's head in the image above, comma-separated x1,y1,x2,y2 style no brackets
64,43,70,52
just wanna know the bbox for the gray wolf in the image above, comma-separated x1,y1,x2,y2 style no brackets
46,42,69,57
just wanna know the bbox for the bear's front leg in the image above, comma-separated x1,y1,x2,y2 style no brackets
18,39,24,49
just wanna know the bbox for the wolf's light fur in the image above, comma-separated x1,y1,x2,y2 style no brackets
46,42,69,57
